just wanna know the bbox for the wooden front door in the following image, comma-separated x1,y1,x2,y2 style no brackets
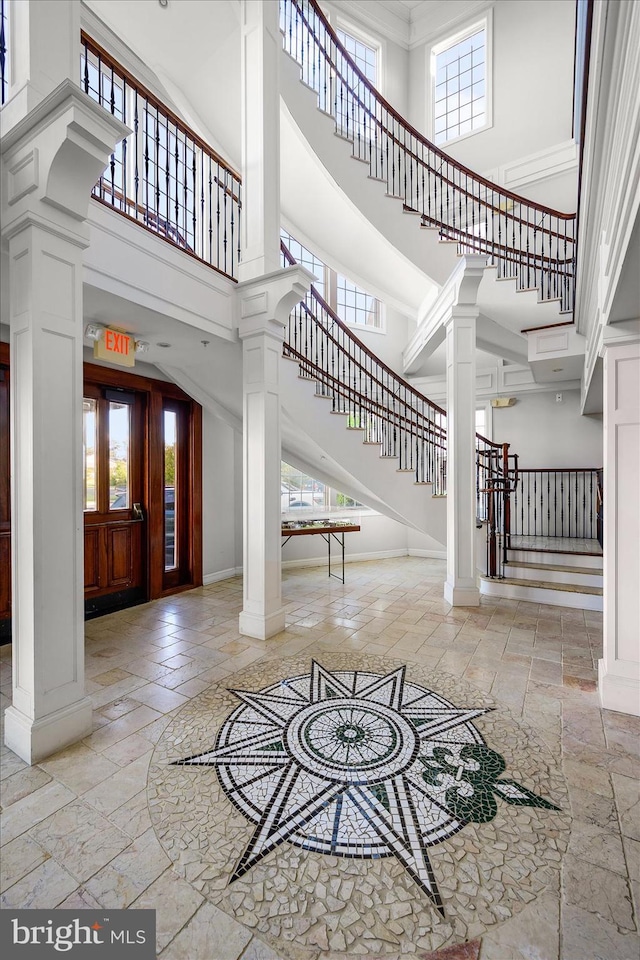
83,384,147,615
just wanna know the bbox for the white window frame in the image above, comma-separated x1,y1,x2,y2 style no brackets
429,10,493,149
281,227,385,333
334,16,384,94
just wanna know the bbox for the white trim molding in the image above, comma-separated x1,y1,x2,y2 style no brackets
485,139,578,192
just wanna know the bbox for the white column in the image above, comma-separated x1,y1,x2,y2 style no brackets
442,257,486,607
237,268,312,640
599,330,640,716
3,0,80,135
239,0,281,282
1,82,128,763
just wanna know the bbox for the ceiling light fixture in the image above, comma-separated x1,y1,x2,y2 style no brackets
135,340,150,354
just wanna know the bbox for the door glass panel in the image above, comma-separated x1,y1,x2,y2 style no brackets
109,401,130,509
164,409,177,570
83,398,97,511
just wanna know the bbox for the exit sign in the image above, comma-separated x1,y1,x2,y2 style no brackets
94,328,135,367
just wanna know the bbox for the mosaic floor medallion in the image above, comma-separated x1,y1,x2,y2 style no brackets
149,655,571,956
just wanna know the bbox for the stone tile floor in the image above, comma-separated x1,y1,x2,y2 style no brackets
0,556,638,960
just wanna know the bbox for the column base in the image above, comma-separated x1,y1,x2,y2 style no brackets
444,580,480,606
598,662,640,716
4,697,93,765
239,607,286,640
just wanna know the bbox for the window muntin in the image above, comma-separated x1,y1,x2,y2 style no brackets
281,230,382,330
336,29,377,84
336,274,380,328
280,229,326,300
433,25,487,145
108,401,130,509
282,463,362,516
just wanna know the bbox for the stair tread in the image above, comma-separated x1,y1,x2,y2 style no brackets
506,560,603,576
483,576,602,596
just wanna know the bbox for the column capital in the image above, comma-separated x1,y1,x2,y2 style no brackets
599,319,640,356
236,264,314,339
1,79,130,240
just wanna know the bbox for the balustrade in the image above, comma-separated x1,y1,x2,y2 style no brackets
81,34,242,281
280,0,576,313
511,468,600,541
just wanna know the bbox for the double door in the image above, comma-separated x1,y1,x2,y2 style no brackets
83,366,202,617
0,358,202,638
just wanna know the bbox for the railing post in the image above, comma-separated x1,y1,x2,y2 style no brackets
502,441,511,556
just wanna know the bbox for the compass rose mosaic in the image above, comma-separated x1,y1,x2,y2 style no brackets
149,654,571,955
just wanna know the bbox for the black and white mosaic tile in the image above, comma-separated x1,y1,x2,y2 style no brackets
148,654,571,956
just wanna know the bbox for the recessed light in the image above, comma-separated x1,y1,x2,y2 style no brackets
157,342,171,348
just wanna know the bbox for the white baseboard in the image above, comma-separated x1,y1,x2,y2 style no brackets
281,548,408,570
407,548,447,560
205,553,446,579
598,665,640,717
203,567,242,585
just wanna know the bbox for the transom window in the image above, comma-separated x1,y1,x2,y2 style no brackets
433,22,488,145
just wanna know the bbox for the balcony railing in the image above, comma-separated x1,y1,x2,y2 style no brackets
1,0,8,106
80,33,242,281
280,0,577,313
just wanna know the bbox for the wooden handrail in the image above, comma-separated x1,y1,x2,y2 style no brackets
291,0,574,220
81,32,241,181
282,241,447,419
81,32,242,281
282,0,577,312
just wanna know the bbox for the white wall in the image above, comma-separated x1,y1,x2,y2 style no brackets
281,512,409,567
409,0,576,184
349,305,411,372
202,410,241,582
491,389,602,468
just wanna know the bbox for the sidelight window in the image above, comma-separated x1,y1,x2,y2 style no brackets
83,399,98,512
164,409,177,571
108,401,131,509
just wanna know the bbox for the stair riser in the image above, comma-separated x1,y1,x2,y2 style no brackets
507,549,602,569
480,579,603,611
504,567,603,588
